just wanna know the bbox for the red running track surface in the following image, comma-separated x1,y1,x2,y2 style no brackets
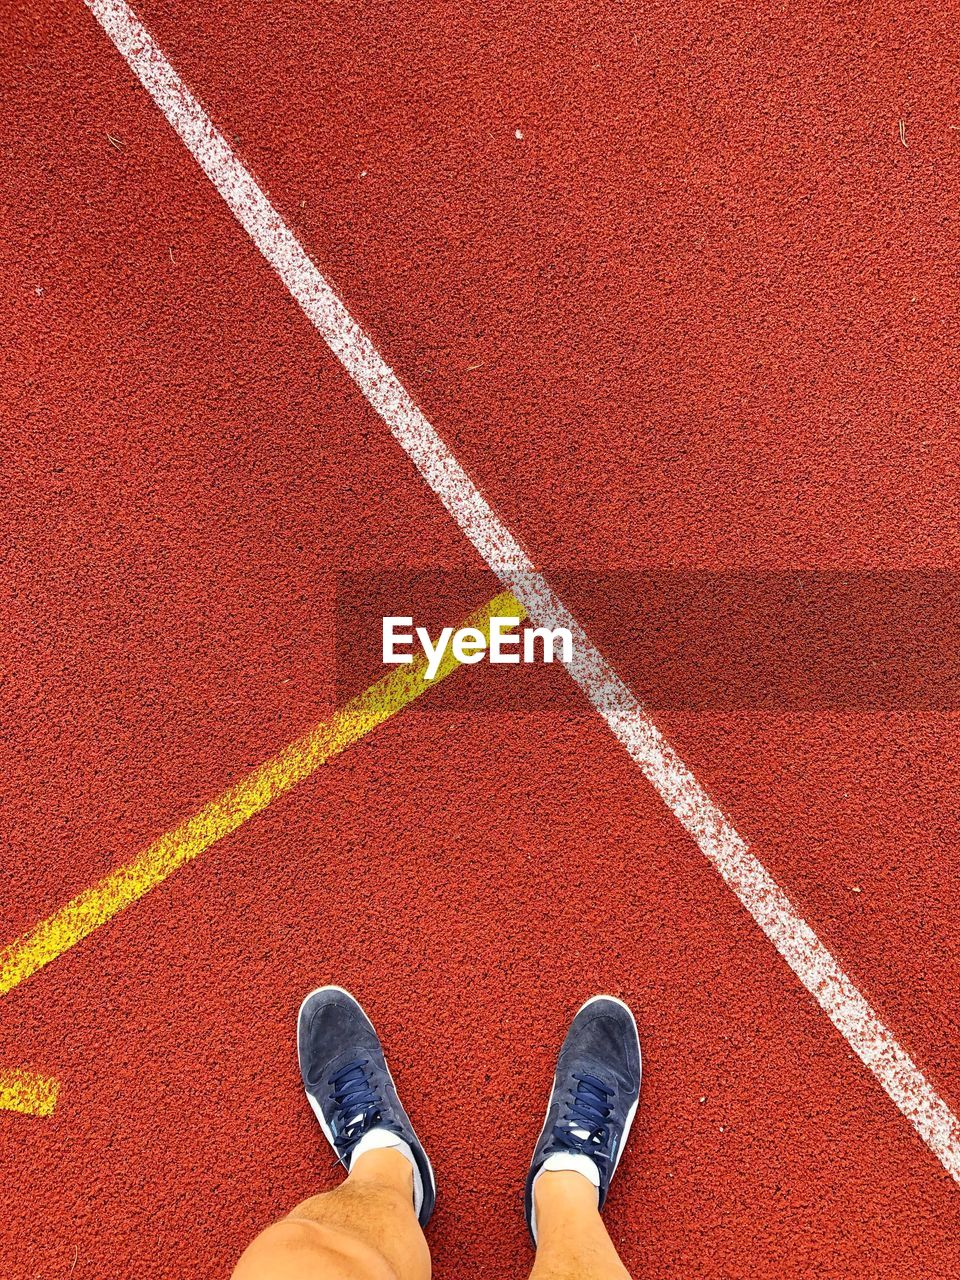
3,0,960,1275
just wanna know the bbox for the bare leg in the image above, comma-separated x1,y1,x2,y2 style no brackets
528,1171,632,1280
232,1149,430,1280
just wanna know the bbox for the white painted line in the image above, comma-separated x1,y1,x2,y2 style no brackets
83,0,960,1183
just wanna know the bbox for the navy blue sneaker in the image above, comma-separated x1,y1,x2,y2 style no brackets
524,995,642,1243
297,986,436,1227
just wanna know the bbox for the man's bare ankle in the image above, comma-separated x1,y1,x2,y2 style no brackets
534,1168,601,1218
349,1147,415,1196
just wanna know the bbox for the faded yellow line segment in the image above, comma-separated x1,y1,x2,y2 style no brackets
0,1069,60,1117
0,591,526,997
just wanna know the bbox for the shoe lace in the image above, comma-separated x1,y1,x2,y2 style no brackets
328,1059,392,1159
549,1073,614,1164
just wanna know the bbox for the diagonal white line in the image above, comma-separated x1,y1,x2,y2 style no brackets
83,0,960,1183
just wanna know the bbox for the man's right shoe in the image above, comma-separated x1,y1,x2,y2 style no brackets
524,995,642,1243
297,985,437,1227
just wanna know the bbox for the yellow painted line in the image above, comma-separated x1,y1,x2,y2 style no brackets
0,1069,60,1117
0,591,526,997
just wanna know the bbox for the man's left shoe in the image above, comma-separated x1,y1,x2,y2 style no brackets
297,985,436,1227
524,995,642,1243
